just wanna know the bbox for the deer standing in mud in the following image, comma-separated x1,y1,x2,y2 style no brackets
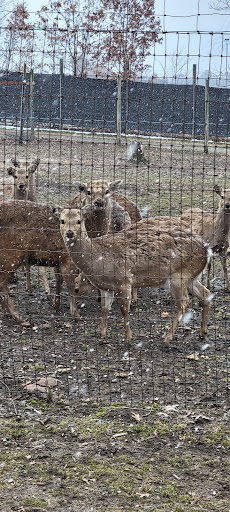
60,207,211,344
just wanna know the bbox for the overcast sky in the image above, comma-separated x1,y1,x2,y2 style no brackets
23,0,230,80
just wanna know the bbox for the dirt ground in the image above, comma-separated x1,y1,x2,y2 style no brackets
0,130,229,511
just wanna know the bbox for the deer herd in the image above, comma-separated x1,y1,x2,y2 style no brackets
0,157,230,345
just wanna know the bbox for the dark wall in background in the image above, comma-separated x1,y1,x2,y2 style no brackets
0,72,229,138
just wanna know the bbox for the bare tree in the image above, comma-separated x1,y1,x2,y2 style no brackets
3,2,36,71
86,0,162,79
37,0,91,75
209,0,230,9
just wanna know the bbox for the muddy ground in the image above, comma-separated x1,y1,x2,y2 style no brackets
0,130,229,511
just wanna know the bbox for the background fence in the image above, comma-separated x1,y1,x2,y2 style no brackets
1,70,230,140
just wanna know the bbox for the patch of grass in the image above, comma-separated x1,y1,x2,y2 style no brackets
22,496,47,508
204,424,230,447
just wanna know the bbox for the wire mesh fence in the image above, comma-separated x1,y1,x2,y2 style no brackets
0,8,229,412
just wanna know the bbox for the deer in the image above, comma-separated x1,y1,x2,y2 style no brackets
181,185,230,290
0,158,51,295
0,200,78,322
6,158,40,201
70,179,141,301
60,206,212,345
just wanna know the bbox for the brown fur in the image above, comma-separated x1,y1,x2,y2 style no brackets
70,179,137,298
6,158,40,201
181,185,230,290
0,201,78,322
60,209,211,344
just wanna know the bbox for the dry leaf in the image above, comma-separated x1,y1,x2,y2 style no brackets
131,412,143,422
114,372,129,378
161,311,169,318
187,353,199,361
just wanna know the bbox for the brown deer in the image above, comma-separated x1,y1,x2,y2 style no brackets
0,200,78,322
181,185,230,290
0,158,51,294
70,179,141,300
60,207,211,345
6,158,40,201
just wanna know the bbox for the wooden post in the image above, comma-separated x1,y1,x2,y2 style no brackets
19,63,27,145
30,69,35,141
204,78,209,154
192,64,196,140
60,58,63,130
117,75,122,145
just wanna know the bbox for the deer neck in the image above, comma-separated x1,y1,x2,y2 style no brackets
212,206,230,252
85,206,111,238
66,229,99,275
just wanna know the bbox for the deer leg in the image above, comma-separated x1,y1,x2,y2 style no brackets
0,278,23,322
219,252,230,291
25,262,32,293
163,280,190,345
53,265,62,312
41,266,51,295
61,261,79,317
132,287,138,304
118,285,132,341
206,259,212,290
188,278,211,337
100,290,114,338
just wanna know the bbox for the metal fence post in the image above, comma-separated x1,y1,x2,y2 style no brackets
60,58,63,131
30,69,35,141
204,78,209,154
192,64,196,140
117,75,122,145
19,63,27,145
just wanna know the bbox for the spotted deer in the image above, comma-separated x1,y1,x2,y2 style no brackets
60,207,211,345
70,179,141,301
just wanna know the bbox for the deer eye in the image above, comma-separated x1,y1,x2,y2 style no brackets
61,219,65,225
77,220,81,224
26,175,29,179
105,189,109,194
87,190,91,195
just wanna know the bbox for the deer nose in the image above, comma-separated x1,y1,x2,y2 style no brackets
94,199,104,208
19,184,25,189
66,230,74,239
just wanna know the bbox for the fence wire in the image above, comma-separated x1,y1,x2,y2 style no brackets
0,13,229,410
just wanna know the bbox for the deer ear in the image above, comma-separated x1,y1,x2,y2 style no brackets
11,158,20,167
76,182,87,193
214,184,222,196
109,180,122,191
7,167,15,176
52,206,61,217
28,159,40,173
